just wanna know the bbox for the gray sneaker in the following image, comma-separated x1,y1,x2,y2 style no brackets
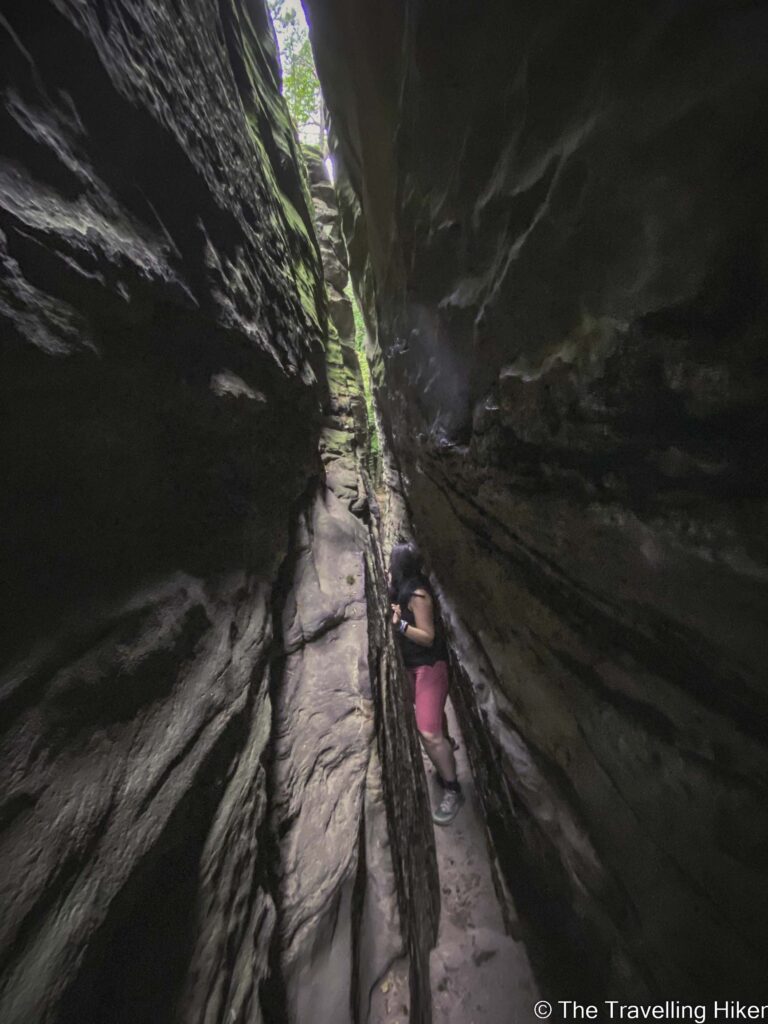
432,787,464,826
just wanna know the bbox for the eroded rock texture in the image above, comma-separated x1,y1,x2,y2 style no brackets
305,0,768,1001
0,2,338,1022
305,144,371,515
267,153,439,1024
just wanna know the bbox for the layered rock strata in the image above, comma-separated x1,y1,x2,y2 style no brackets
0,2,323,1021
0,3,428,1023
304,145,371,515
267,151,439,1024
304,0,768,1001
265,148,383,1024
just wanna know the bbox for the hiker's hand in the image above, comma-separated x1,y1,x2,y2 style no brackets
391,603,402,626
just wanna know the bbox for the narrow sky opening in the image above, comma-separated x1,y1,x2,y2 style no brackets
268,0,324,147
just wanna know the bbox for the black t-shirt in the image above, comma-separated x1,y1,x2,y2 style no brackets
396,575,448,667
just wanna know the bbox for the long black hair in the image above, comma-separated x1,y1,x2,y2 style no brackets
388,541,427,603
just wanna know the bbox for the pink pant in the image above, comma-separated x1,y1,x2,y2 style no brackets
407,660,449,735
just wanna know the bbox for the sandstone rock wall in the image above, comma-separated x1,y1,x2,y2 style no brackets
279,151,439,1024
304,145,371,515
304,0,768,1000
0,3,412,1022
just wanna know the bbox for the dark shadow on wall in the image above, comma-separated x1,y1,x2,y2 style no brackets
0,0,322,665
55,708,251,1024
447,645,619,1003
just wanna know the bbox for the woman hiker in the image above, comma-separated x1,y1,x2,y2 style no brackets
389,541,464,825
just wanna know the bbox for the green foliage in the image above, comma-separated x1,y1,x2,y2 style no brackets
269,0,323,145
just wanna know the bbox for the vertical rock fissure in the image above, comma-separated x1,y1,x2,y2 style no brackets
296,144,441,1024
371,435,545,1018
16,0,768,1019
362,529,440,1024
348,805,368,1024
301,0,768,1002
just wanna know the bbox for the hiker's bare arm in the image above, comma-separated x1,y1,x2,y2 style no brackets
405,590,435,646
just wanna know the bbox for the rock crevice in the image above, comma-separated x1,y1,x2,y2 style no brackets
304,0,768,1000
0,3,420,1023
5,0,768,1018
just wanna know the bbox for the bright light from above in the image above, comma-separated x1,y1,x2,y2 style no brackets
268,0,324,145
271,0,309,51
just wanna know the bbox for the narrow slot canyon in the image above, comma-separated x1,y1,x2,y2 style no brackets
1,2,767,1023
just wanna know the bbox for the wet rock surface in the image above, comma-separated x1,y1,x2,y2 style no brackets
305,0,768,1001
